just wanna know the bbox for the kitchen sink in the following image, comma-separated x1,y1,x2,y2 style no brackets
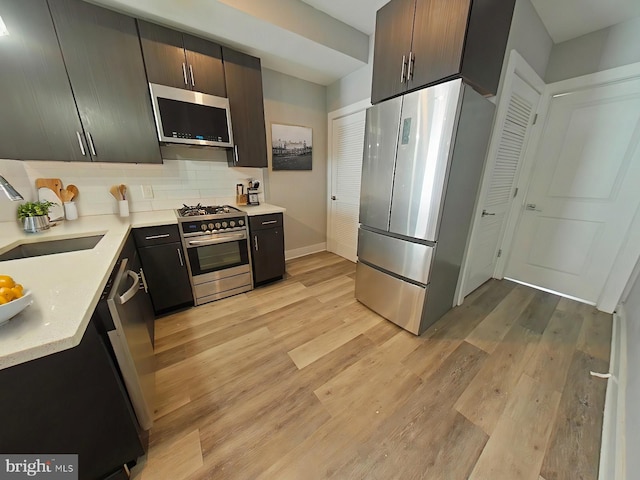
0,235,104,261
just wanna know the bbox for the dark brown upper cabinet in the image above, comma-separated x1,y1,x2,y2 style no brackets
371,0,516,104
49,0,162,164
138,21,226,97
0,0,88,161
222,48,268,168
0,0,161,163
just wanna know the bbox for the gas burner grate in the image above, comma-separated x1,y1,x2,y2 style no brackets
178,204,240,217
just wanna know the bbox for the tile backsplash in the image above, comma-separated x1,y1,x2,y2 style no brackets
0,148,264,222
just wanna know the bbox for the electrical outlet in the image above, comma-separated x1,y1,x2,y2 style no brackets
141,185,154,199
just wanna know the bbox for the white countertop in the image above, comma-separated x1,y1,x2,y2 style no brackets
0,203,286,370
236,203,286,216
0,209,177,370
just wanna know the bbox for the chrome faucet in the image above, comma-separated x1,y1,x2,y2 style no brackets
0,175,24,201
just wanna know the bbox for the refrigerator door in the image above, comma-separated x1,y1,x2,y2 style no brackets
357,227,433,285
390,79,464,241
359,95,402,232
355,262,427,335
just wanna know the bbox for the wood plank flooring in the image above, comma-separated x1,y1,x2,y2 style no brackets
133,252,612,480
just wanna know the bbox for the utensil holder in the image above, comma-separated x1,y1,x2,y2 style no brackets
236,194,248,205
64,202,78,220
118,199,129,217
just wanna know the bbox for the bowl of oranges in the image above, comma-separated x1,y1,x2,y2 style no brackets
0,275,33,326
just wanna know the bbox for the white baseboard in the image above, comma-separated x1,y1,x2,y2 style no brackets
599,307,626,480
285,242,326,261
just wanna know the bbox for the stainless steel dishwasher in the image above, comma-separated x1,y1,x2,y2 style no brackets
104,252,156,431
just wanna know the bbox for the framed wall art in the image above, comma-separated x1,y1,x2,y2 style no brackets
271,124,312,171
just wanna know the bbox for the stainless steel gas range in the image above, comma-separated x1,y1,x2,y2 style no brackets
176,204,253,305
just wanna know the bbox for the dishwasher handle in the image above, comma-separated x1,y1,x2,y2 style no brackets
119,270,140,305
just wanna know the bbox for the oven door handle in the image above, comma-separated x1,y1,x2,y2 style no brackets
188,233,246,246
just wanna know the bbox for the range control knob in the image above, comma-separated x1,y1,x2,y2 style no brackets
230,220,236,227
208,223,214,229
201,224,207,231
222,221,228,228
205,230,212,235
215,222,221,229
238,219,245,226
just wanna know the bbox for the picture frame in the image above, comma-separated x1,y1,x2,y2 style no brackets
271,123,313,171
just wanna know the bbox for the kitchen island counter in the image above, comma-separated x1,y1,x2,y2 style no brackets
0,210,176,370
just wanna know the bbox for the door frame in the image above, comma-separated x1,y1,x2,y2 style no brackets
326,98,371,259
500,60,640,313
456,50,545,305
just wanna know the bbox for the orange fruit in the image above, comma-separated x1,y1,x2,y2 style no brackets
0,295,8,305
0,286,14,302
11,287,23,299
0,275,15,289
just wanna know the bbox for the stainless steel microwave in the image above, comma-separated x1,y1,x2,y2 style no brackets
148,83,234,148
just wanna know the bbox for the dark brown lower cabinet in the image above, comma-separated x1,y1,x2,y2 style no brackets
133,225,193,315
249,213,286,285
0,320,144,479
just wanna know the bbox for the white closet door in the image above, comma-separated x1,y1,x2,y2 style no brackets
505,76,640,304
462,75,540,296
328,110,366,262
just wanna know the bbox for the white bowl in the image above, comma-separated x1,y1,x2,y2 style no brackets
0,290,33,326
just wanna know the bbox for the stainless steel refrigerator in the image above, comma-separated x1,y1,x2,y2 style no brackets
355,78,495,335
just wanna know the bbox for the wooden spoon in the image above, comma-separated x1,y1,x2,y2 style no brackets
60,189,75,203
67,184,79,200
110,185,122,200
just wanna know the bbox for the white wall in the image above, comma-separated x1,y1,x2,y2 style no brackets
262,68,328,255
545,16,640,83
622,262,640,479
326,36,374,113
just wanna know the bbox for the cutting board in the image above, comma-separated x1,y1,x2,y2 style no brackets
38,187,64,221
35,178,63,200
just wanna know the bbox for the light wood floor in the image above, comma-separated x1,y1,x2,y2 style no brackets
133,252,612,480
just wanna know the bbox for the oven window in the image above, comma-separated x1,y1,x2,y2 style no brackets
188,239,249,276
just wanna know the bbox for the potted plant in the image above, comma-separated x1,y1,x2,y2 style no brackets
17,201,57,233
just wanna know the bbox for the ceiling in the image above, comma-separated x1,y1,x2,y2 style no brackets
91,0,640,86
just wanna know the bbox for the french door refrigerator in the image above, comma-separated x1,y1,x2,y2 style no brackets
355,78,495,335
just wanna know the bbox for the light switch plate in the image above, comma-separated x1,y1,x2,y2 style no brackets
141,185,154,199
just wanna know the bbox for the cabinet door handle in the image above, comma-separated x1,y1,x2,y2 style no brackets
233,145,239,164
177,247,184,267
407,51,414,81
189,64,195,87
261,220,277,225
86,132,97,156
400,54,407,84
76,131,86,156
145,233,170,240
254,235,258,251
182,62,188,85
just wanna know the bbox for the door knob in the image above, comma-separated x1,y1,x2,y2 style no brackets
481,209,495,217
525,203,541,212
331,196,336,200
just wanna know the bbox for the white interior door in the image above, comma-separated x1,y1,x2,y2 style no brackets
328,109,366,262
505,76,640,303
462,75,540,297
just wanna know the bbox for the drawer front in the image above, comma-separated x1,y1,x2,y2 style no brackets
355,262,427,335
133,224,181,247
249,213,283,231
